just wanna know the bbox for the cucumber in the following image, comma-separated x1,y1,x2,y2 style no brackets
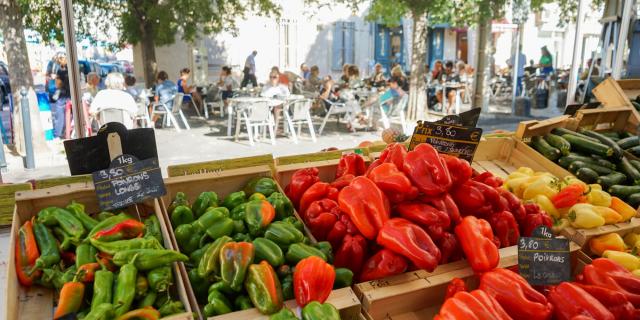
568,161,614,175
581,129,624,159
630,159,640,172
608,185,640,199
617,136,640,150
561,134,614,158
597,172,627,189
544,134,571,156
619,157,640,184
531,136,561,161
593,158,617,170
601,131,621,139
627,146,640,157
576,167,599,184
557,154,615,170
551,128,599,142
628,193,640,208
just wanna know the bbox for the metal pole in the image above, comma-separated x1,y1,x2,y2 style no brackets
612,0,634,79
59,0,86,138
511,25,521,115
20,88,35,169
567,0,587,106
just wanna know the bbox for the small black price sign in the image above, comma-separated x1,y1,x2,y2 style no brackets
408,120,483,162
92,154,166,211
518,226,570,285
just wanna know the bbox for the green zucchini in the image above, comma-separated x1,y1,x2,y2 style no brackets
557,154,615,170
608,185,640,199
561,134,614,158
544,134,571,156
618,136,640,149
632,101,640,112
531,136,561,161
628,193,640,208
620,131,634,139
581,129,624,159
575,168,599,184
630,159,640,172
568,161,614,175
593,158,617,170
597,172,627,189
627,146,640,157
601,131,621,139
551,128,599,142
619,157,640,184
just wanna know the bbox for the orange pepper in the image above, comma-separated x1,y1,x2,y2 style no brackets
610,197,638,221
589,233,626,256
53,281,85,319
15,219,40,286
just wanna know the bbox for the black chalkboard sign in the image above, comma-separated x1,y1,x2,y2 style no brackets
409,120,483,162
435,108,481,127
518,226,570,285
92,154,166,211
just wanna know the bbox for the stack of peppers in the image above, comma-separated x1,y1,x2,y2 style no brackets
168,177,345,319
286,143,550,278
14,203,189,319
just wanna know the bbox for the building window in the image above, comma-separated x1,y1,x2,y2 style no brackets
278,19,297,68
332,21,355,71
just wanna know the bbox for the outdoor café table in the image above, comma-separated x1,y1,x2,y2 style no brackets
228,96,284,138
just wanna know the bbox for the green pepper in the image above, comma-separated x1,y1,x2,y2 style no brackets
113,263,137,317
265,221,304,250
158,300,185,317
286,243,327,264
96,211,114,221
220,241,255,291
66,201,99,231
192,191,219,217
270,308,298,320
314,241,333,263
233,233,252,242
244,177,278,197
208,289,232,307
137,290,157,308
83,303,114,320
246,261,284,314
209,281,234,295
171,205,194,227
39,266,71,289
204,299,232,316
253,237,284,267
75,243,97,268
277,264,293,279
188,268,211,303
174,224,202,255
90,237,163,256
198,235,232,279
249,193,267,201
148,266,174,293
30,220,61,273
222,191,246,210
231,203,248,220
190,242,212,265
233,219,246,234
235,295,253,310
245,200,276,237
143,215,163,243
281,216,304,232
267,192,294,220
91,269,113,310
334,268,353,289
193,207,234,239
112,249,188,270
169,192,190,213
37,207,85,242
281,274,294,300
135,274,149,299
88,213,130,239
302,301,341,320
154,292,170,309
53,227,80,251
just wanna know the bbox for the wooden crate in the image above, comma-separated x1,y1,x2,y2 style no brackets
616,79,640,100
166,154,275,177
592,78,640,128
5,184,193,320
562,217,640,254
358,243,581,320
274,148,370,185
0,183,32,226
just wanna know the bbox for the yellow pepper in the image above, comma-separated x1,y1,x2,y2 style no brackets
522,176,560,200
589,184,602,191
552,218,570,234
507,171,531,180
593,206,623,224
516,167,534,176
624,233,640,247
589,233,626,256
533,194,560,218
504,176,534,197
632,269,640,278
561,176,588,191
602,250,640,271
587,189,612,207
610,197,638,221
568,203,606,229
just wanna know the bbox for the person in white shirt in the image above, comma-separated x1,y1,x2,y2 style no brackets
261,70,290,133
89,72,139,129
241,50,258,88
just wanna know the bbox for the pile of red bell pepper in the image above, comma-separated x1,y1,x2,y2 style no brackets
285,143,552,279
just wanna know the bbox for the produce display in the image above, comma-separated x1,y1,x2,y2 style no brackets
284,143,552,277
14,202,188,319
588,232,640,275
166,177,346,318
504,167,637,231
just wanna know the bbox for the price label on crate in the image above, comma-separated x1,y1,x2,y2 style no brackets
92,154,166,211
518,226,570,285
408,120,483,162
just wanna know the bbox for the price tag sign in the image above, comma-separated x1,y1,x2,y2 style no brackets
518,226,570,285
408,120,483,162
92,154,166,211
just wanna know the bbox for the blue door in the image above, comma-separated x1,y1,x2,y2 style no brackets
428,28,445,68
374,25,405,74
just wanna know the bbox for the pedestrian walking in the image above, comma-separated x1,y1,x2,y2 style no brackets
241,50,258,88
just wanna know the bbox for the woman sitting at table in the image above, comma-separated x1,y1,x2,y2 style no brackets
391,65,409,91
436,61,461,114
178,68,204,114
261,70,290,133
150,71,177,127
217,66,235,109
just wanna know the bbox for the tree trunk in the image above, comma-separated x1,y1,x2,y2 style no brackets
407,12,428,125
471,11,493,110
140,22,158,88
0,0,48,156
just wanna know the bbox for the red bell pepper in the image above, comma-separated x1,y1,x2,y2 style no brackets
338,176,390,240
473,171,503,188
574,282,638,320
450,181,493,218
366,143,408,176
368,163,418,203
440,154,472,187
547,282,614,320
435,290,512,320
488,211,520,248
376,218,441,271
326,213,358,249
479,268,553,320
498,189,526,223
299,182,339,218
294,256,335,307
336,153,366,178
359,249,408,282
403,143,452,196
422,194,462,226
445,278,467,299
521,203,553,237
330,173,355,190
305,199,340,240
333,234,367,277
551,183,588,209
580,258,640,307
395,201,450,240
285,167,320,208
438,232,462,264
92,219,145,242
15,220,41,286
454,216,499,273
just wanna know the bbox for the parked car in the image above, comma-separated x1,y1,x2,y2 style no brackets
99,63,125,78
0,62,10,105
78,60,101,78
115,60,134,74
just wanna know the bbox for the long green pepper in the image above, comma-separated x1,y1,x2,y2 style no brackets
75,243,97,268
66,201,98,231
37,207,85,241
147,266,173,292
113,263,137,317
30,220,60,273
112,249,188,270
83,303,114,320
90,237,163,256
91,269,114,312
143,215,164,243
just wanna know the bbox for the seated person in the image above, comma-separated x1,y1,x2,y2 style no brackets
369,63,387,87
124,75,141,102
304,65,323,92
89,73,138,128
178,68,204,113
436,61,461,114
261,70,290,132
150,71,178,126
217,66,235,109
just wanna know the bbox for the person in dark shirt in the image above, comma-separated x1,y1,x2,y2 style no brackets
436,61,460,114
52,55,70,139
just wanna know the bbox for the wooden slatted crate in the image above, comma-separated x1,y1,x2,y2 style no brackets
166,154,275,177
0,183,33,226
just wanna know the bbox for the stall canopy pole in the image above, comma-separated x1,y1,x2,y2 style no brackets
611,0,634,79
59,0,86,138
567,0,587,106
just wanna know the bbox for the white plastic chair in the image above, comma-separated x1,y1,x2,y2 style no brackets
379,94,410,135
97,108,135,129
151,93,190,132
133,99,152,128
238,100,275,145
204,85,225,119
283,99,316,143
318,98,354,135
